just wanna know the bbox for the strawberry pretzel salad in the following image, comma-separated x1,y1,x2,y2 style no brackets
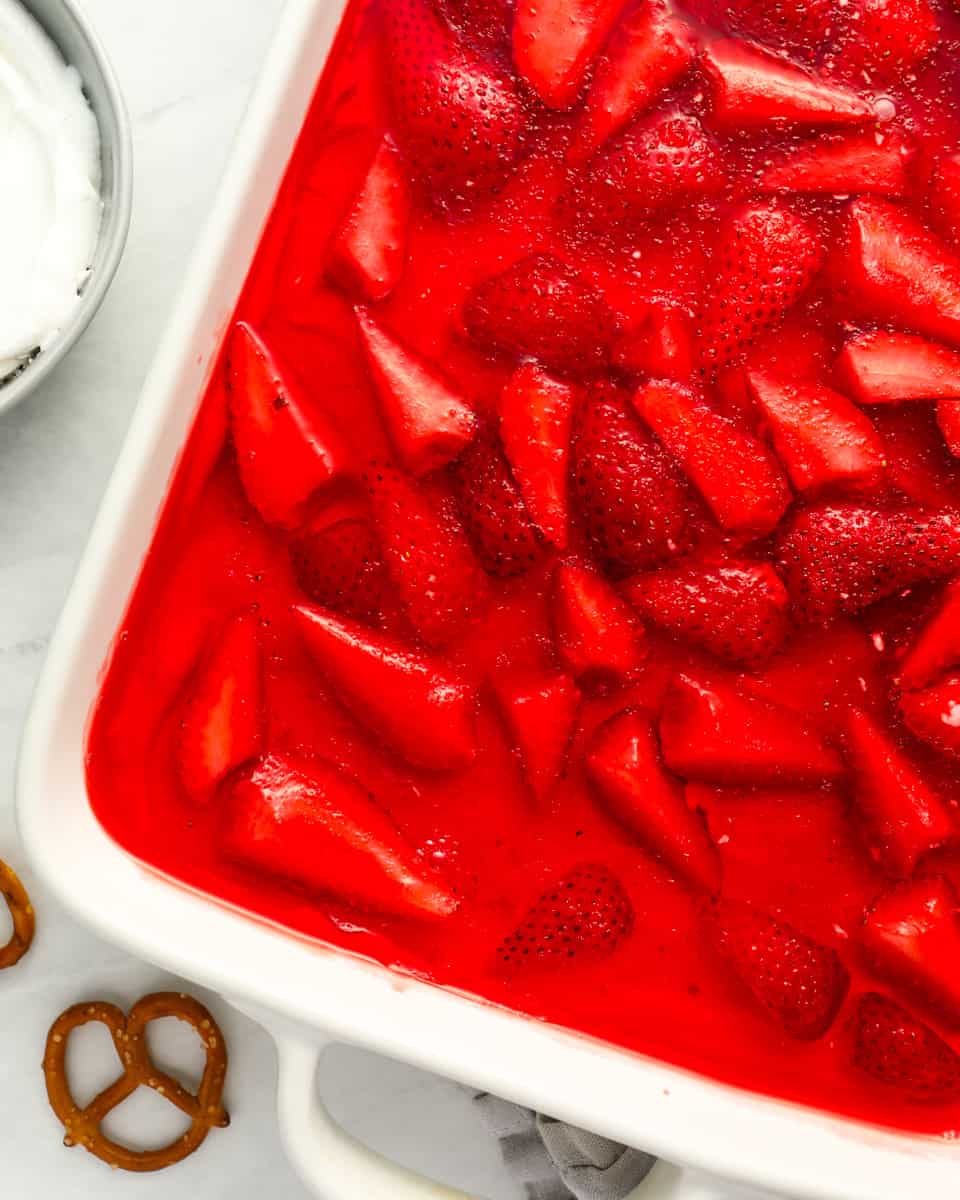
86,0,960,1138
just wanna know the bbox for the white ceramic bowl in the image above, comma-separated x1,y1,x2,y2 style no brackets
0,0,132,416
15,3,960,1198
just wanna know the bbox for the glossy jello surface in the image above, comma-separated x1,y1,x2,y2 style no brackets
88,0,960,1136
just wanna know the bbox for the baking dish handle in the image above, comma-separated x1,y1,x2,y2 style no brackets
275,1035,700,1200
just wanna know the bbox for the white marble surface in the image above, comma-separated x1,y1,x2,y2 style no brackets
0,3,765,1197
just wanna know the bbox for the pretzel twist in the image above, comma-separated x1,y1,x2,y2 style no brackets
43,992,230,1172
0,859,35,970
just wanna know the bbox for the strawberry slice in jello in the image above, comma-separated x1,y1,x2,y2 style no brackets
622,556,791,668
702,39,874,131
746,368,885,494
573,385,694,575
364,460,489,644
777,502,960,623
355,309,476,476
706,899,850,1040
659,674,844,787
861,876,960,1026
493,667,581,805
898,578,960,689
696,201,824,373
498,364,577,549
327,136,412,302
635,380,791,536
386,0,525,198
759,130,914,196
294,603,478,771
587,710,721,893
451,429,542,577
222,753,458,918
552,559,647,683
513,0,627,109
831,199,960,348
843,708,956,878
227,322,351,527
176,613,263,806
852,992,960,1101
831,0,939,82
836,332,960,406
571,0,694,161
900,674,960,759
288,513,386,622
463,254,619,374
496,863,634,973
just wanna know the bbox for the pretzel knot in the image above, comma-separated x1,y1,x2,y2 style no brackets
0,859,35,970
43,992,230,1173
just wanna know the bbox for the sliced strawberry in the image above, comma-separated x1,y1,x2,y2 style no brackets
552,559,647,682
777,502,960,623
586,710,721,892
901,674,960,760
832,0,939,83
613,305,695,380
697,201,824,372
715,314,832,426
450,430,542,577
289,515,386,622
512,0,627,110
499,364,577,548
327,137,412,302
363,461,488,645
435,0,511,55
463,254,618,374
899,579,960,689
861,876,960,1025
355,309,476,476
832,199,960,349
386,0,525,199
571,0,694,161
493,667,581,803
691,0,836,57
226,322,351,527
874,405,960,509
759,130,914,197
659,674,844,786
572,385,694,575
622,556,791,667
702,40,874,133
574,111,724,226
835,332,960,406
852,992,960,1101
293,602,478,770
938,401,960,457
635,380,791,536
844,707,955,878
931,153,960,249
176,613,263,805
221,752,458,918
706,899,849,1039
496,863,634,972
746,367,885,494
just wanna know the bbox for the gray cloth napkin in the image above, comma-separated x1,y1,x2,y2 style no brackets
475,1092,657,1200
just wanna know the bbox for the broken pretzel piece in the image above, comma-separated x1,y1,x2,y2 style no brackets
0,859,35,970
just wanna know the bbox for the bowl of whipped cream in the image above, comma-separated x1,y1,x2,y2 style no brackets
0,0,132,415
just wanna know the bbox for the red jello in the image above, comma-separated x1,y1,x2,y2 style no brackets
87,0,960,1136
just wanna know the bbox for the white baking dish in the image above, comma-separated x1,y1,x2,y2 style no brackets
15,2,960,1197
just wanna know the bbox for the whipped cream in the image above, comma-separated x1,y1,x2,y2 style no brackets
0,0,102,378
